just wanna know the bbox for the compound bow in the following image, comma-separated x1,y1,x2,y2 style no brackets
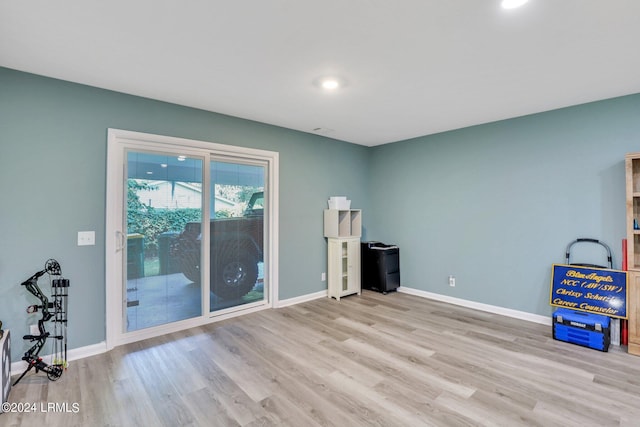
13,259,69,385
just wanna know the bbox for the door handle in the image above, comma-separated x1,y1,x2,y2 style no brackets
115,230,125,252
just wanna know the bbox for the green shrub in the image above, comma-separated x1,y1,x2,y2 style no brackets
127,180,201,256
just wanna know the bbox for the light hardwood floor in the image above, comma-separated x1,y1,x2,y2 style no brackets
4,290,640,426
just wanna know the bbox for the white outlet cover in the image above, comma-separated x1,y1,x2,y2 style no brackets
77,231,96,246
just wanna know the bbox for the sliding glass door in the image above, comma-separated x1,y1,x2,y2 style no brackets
106,129,277,348
208,160,265,312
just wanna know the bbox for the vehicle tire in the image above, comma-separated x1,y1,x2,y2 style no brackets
213,250,259,300
178,239,201,283
180,260,200,283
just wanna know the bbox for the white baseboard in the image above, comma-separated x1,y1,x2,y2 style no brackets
397,286,551,326
276,290,328,308
11,341,108,377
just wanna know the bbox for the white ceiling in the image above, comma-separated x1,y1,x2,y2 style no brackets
1,1,639,146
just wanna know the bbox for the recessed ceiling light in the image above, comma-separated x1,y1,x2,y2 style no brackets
321,79,340,90
177,155,186,161
314,76,346,91
501,0,528,9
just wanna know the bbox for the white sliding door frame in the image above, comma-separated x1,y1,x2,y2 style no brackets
105,129,279,350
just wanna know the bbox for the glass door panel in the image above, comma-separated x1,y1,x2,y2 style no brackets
209,160,265,312
125,151,203,331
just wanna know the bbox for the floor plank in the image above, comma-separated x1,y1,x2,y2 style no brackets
5,290,640,426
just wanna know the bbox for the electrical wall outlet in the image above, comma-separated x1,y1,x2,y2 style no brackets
321,272,326,281
30,324,39,335
448,275,456,287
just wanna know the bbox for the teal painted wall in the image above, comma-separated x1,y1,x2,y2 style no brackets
369,94,640,316
2,66,639,363
0,67,370,361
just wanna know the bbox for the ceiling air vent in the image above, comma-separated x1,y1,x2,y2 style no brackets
312,127,334,135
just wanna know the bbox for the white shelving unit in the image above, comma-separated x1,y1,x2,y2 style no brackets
327,237,361,300
325,208,362,300
324,209,362,238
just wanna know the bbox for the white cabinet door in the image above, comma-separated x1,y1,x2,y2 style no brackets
346,238,361,296
327,238,360,300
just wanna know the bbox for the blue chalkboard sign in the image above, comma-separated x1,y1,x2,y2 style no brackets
550,264,628,319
